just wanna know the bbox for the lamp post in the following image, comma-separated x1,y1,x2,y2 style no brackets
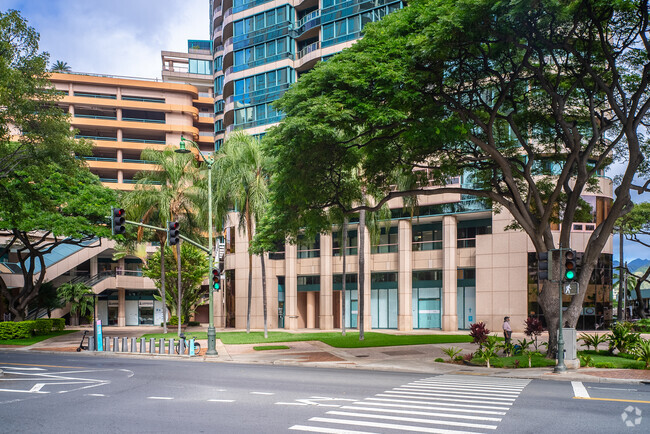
175,136,217,356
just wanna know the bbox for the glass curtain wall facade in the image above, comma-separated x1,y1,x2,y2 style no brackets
211,0,405,135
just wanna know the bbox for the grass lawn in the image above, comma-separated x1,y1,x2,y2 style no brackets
0,330,77,346
253,345,291,351
141,331,474,348
578,350,647,369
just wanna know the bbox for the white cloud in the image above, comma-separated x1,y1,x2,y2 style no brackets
2,0,210,79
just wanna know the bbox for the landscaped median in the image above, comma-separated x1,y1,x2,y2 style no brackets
0,318,76,346
140,331,474,348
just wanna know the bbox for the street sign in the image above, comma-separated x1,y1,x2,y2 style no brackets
563,281,579,295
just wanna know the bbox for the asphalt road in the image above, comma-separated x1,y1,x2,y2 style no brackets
1,351,649,433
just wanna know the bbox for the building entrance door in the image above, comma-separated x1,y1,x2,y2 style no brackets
418,298,441,328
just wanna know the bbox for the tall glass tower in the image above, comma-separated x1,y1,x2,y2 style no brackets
210,0,405,140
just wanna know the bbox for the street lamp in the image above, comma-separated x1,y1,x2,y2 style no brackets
175,136,218,356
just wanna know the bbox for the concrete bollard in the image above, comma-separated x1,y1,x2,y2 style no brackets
140,337,145,353
104,336,110,352
159,338,164,354
122,337,128,352
112,337,118,352
189,339,195,356
178,339,185,355
168,339,174,355
130,338,136,353
88,336,95,352
149,338,155,354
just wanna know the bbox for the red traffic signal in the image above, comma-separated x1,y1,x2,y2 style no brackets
168,221,180,245
112,207,125,235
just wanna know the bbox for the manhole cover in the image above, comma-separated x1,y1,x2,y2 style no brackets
356,354,369,358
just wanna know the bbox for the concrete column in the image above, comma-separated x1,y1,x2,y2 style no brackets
68,105,74,116
285,242,298,330
117,170,123,184
398,219,413,331
90,256,98,276
117,108,122,121
116,149,123,163
442,215,458,331
306,291,316,328
360,222,372,331
117,288,126,327
319,232,333,330
117,128,123,141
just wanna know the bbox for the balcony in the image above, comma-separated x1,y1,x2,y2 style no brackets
297,41,320,59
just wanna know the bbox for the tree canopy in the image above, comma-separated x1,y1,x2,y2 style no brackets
263,0,650,353
0,10,117,320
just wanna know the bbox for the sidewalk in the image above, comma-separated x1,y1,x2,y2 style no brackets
2,326,650,384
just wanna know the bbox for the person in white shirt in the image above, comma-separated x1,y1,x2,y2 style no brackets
502,316,512,355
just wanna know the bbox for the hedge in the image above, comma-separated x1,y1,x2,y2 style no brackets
0,318,65,340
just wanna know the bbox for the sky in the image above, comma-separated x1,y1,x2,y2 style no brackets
0,0,210,79
1,0,648,263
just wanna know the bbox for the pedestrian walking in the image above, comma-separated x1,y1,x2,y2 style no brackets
503,316,512,356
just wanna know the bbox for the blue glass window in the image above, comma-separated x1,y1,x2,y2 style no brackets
189,59,211,75
323,24,334,40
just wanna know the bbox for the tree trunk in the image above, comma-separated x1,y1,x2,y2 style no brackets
618,230,624,321
358,207,365,341
633,266,650,319
177,242,182,337
261,253,268,339
246,200,253,334
341,217,348,337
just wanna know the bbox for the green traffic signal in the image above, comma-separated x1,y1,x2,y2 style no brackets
564,249,576,281
565,270,575,280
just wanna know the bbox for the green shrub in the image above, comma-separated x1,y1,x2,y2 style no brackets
608,322,641,354
168,316,186,326
579,332,609,352
33,319,53,335
634,339,650,368
441,346,463,362
0,321,36,339
51,318,65,331
594,362,616,369
434,357,445,363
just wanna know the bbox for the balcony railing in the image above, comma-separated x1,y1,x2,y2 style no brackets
76,135,117,141
297,41,319,59
74,114,117,120
122,138,166,144
122,117,165,124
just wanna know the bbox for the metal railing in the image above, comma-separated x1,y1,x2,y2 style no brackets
297,41,320,59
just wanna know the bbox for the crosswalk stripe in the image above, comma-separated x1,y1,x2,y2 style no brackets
384,390,516,401
395,387,521,397
292,375,530,434
325,411,499,430
308,417,481,434
408,383,525,392
376,393,513,405
339,405,502,422
289,425,375,434
355,400,507,414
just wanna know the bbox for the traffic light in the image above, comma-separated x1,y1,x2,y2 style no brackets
212,268,220,291
167,221,180,245
564,249,576,281
111,207,125,235
538,252,550,280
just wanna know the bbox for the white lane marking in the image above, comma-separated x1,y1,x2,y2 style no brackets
0,388,49,394
29,383,45,393
208,399,235,402
276,402,309,406
308,417,480,434
383,390,516,401
289,425,375,434
147,396,174,400
571,381,590,398
325,410,498,430
354,400,507,415
250,392,274,395
376,394,513,406
591,387,637,391
339,405,502,422
86,394,105,397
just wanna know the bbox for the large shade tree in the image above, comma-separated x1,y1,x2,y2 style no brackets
263,0,650,355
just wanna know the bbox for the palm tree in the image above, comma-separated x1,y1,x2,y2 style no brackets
51,60,71,73
123,147,203,335
215,131,271,335
57,282,93,326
